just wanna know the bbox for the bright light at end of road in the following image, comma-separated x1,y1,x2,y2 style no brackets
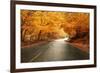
54,37,69,42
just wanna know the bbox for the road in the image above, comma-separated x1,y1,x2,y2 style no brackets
21,38,89,63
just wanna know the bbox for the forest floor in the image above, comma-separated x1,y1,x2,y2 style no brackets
66,38,89,53
21,41,49,48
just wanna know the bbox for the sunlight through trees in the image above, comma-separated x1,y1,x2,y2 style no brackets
21,10,89,44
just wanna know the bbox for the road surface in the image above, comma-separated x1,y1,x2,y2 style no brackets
21,38,89,63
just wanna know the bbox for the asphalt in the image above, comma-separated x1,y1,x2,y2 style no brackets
21,39,89,63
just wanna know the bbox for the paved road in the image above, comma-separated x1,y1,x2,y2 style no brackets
21,39,89,63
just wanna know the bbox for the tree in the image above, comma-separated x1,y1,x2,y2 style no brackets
21,10,67,42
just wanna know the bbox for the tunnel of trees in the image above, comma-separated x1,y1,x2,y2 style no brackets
21,10,89,48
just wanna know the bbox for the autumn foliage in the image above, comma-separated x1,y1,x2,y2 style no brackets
21,10,67,42
21,10,89,46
